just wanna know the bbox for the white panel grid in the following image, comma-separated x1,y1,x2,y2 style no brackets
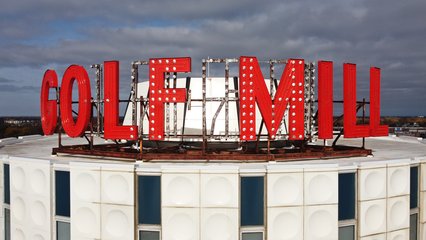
360,233,386,240
101,204,134,240
421,162,426,192
304,204,338,240
386,195,409,232
304,170,338,205
422,223,426,240
9,158,51,240
200,173,238,208
421,162,426,226
71,201,101,239
162,173,200,208
70,163,101,239
201,208,238,240
387,165,410,198
71,167,101,203
101,170,134,206
386,228,409,240
99,164,135,240
359,198,387,237
268,206,303,240
268,172,303,207
359,166,387,201
163,207,199,240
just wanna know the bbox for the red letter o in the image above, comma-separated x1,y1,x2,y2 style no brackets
60,65,92,137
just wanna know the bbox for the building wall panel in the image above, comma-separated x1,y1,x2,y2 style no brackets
268,172,303,207
304,204,338,240
201,208,238,240
163,207,199,240
359,198,387,237
268,206,303,240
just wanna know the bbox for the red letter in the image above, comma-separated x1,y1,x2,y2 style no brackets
343,64,389,138
369,67,388,136
40,70,58,135
343,63,370,137
239,57,305,141
104,61,138,140
60,65,92,137
149,57,191,140
317,61,334,139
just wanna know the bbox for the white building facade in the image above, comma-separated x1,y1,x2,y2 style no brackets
0,136,425,240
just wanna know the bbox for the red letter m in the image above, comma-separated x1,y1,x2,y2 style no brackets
239,56,305,141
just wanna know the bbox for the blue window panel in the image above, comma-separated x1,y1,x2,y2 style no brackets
56,221,70,240
338,225,355,240
241,176,264,226
338,173,356,220
55,171,70,217
138,176,161,225
410,166,419,209
4,164,10,204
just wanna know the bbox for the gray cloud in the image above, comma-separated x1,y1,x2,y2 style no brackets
0,0,425,116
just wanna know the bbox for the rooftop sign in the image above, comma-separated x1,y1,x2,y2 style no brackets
40,56,388,143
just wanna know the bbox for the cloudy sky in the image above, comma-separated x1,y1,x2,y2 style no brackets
0,0,425,116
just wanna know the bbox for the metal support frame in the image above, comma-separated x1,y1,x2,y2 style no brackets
52,57,373,162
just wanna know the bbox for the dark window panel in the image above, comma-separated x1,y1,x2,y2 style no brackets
241,176,264,226
338,173,356,220
139,230,160,240
56,221,70,240
55,171,70,217
410,166,419,209
242,232,263,240
5,208,10,240
338,225,355,240
138,176,161,225
4,164,10,204
410,213,418,240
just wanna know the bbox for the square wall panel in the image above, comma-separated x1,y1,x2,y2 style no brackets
101,170,134,206
163,207,199,240
387,165,409,197
421,162,426,191
101,204,134,240
71,201,101,239
304,171,338,205
360,233,386,240
422,192,426,223
162,173,199,207
304,205,338,240
268,206,303,240
201,208,238,240
27,163,51,198
28,195,51,232
30,228,50,240
200,173,238,208
359,167,387,201
11,224,27,240
422,223,426,240
71,167,101,203
268,173,303,207
10,161,28,194
359,199,387,237
387,228,409,240
10,194,28,226
387,196,409,232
